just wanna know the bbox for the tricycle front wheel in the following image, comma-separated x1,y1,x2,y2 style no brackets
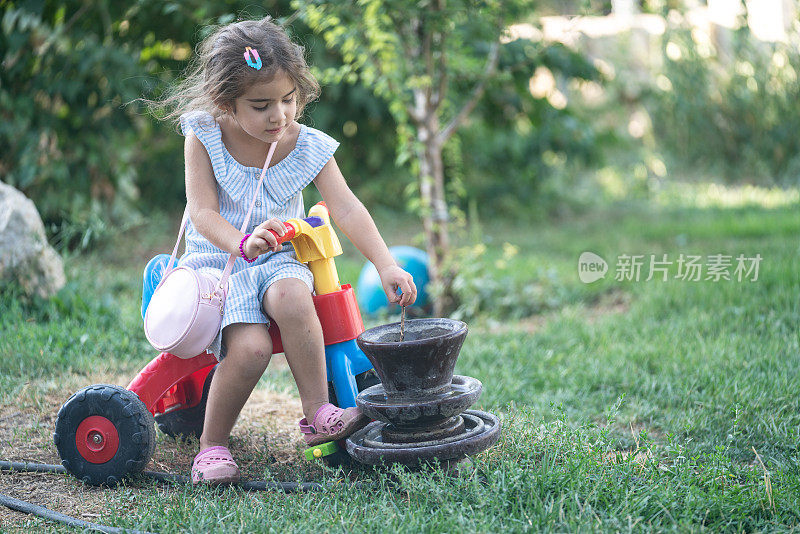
54,384,156,486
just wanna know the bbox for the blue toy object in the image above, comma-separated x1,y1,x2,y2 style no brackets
325,339,374,408
356,246,430,315
141,254,172,320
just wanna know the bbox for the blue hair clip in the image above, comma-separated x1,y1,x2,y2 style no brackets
244,46,262,70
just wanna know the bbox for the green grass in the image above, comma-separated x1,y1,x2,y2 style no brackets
2,201,799,532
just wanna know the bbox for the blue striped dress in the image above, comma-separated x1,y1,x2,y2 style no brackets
178,110,339,359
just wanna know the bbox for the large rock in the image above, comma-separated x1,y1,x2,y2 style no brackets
0,182,65,298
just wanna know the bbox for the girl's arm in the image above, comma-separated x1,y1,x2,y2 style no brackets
184,134,285,257
313,157,417,307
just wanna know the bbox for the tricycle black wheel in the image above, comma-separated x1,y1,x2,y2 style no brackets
53,384,156,486
155,366,216,440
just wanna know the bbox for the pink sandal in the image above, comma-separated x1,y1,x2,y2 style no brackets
299,403,368,446
191,446,241,485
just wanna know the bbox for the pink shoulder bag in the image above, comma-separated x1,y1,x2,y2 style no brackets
144,142,277,358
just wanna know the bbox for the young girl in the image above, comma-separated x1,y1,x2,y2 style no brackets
153,17,417,484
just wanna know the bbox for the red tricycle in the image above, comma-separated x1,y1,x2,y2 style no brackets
53,202,378,486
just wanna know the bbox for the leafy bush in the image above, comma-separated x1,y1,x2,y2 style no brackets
643,20,800,184
1,4,151,249
442,237,593,322
452,40,610,218
0,1,413,241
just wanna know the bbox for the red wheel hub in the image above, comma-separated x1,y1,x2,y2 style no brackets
75,415,120,464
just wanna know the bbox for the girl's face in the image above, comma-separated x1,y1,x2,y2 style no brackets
230,70,298,144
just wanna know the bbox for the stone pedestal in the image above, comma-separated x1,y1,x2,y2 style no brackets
346,319,501,466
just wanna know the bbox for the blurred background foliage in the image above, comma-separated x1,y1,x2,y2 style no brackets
2,0,799,251
643,21,800,183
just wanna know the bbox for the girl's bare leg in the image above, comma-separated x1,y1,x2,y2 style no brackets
262,278,328,421
199,323,272,450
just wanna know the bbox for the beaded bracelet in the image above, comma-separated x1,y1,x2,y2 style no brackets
239,233,257,263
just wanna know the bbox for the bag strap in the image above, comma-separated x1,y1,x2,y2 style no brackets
163,208,189,275
163,142,279,295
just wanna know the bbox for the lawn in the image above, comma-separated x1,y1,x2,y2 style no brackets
1,196,799,532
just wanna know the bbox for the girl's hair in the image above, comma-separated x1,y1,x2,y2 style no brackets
148,16,319,127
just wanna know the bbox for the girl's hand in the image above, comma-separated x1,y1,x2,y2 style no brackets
244,218,287,258
378,265,417,307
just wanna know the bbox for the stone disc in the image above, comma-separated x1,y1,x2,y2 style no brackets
345,409,501,465
356,375,482,427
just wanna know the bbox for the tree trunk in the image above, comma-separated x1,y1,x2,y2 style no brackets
415,91,450,316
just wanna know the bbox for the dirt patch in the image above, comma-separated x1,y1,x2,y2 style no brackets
478,289,631,335
0,362,316,531
585,290,631,324
484,314,549,335
0,396,110,530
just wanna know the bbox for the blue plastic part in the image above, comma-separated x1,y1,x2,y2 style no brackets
141,254,172,320
304,216,323,228
356,246,430,315
324,339,373,408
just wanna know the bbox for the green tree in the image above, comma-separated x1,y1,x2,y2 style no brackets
0,0,410,247
294,0,552,314
1,1,150,244
0,0,229,243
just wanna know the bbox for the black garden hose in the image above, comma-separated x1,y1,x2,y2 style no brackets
0,460,375,532
0,492,156,534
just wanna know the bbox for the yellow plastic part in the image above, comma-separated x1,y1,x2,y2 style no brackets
313,448,323,458
286,204,343,295
307,257,340,295
307,203,330,222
